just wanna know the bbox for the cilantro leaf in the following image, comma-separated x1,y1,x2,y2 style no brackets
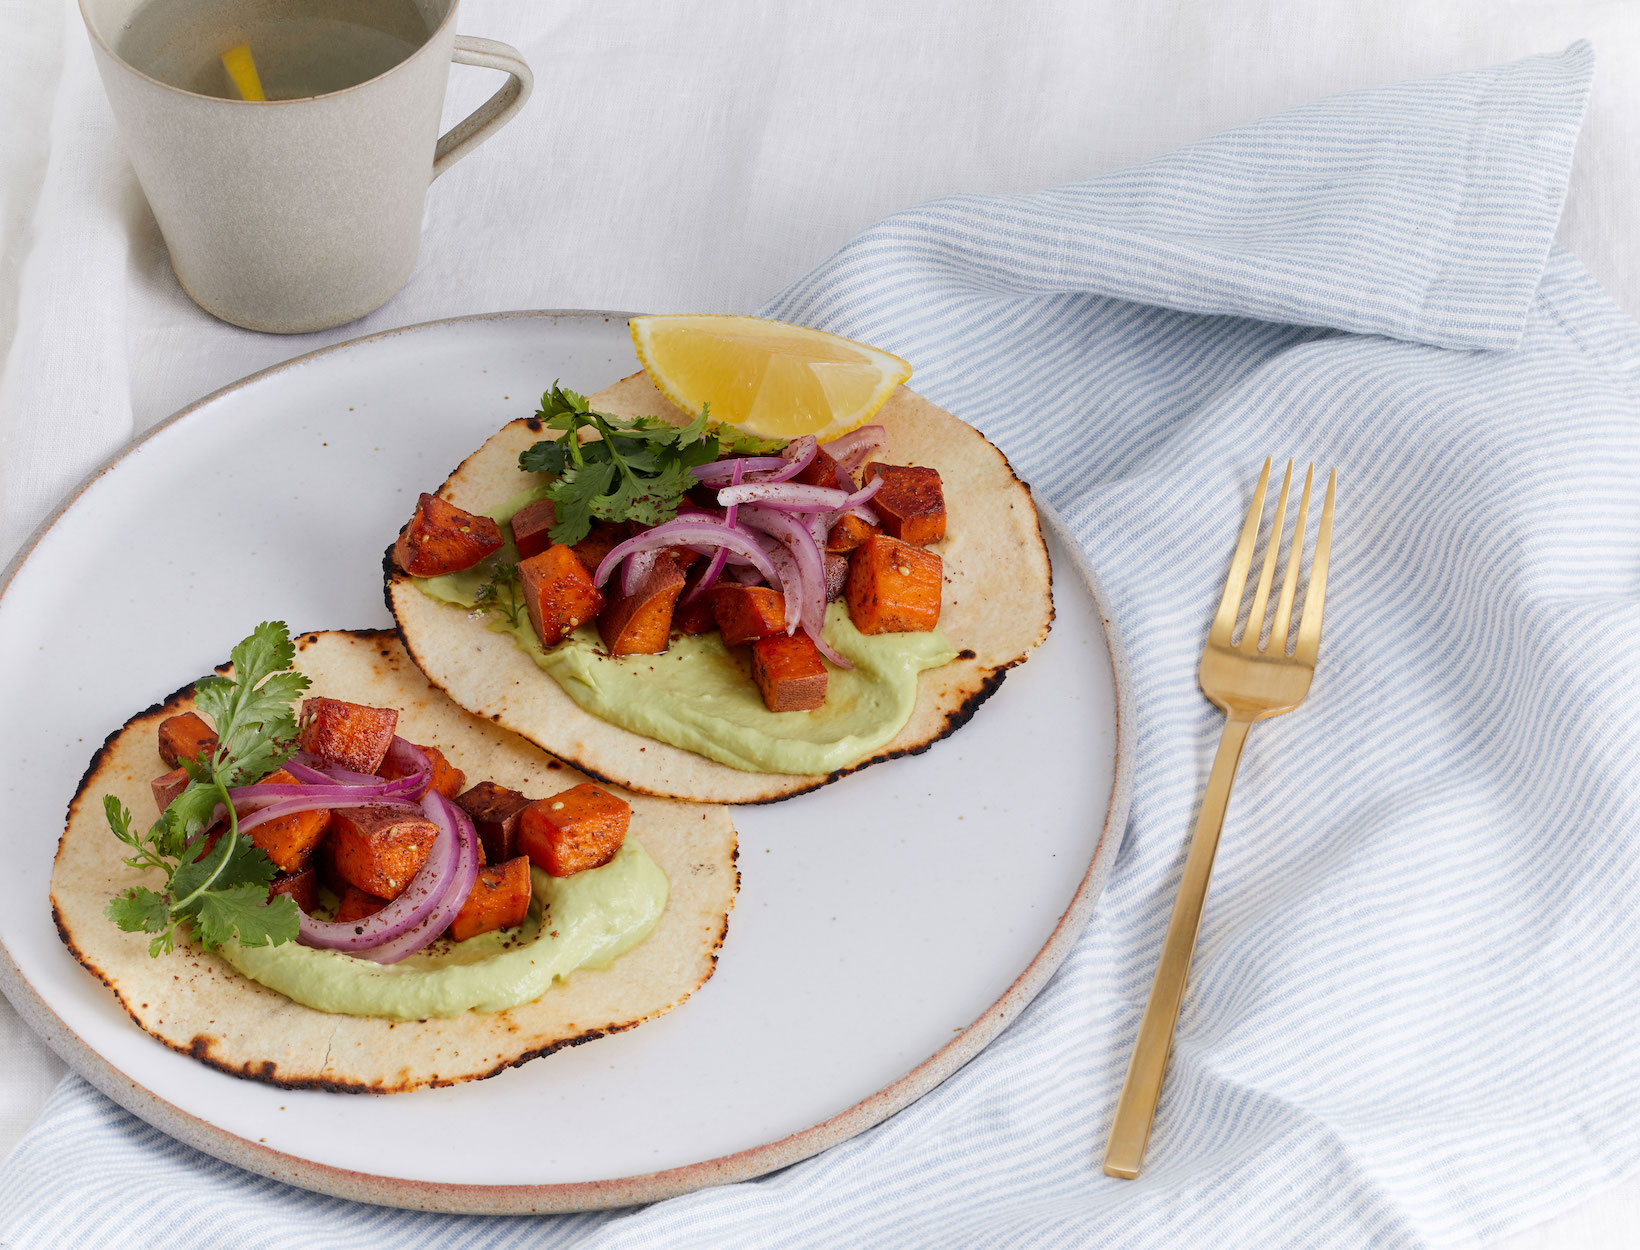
103,621,311,958
516,383,788,545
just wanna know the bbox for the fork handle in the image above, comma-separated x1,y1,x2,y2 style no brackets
1103,711,1255,1179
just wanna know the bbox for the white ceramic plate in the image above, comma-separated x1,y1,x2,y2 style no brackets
0,311,1133,1212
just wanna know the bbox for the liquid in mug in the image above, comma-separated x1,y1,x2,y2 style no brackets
117,0,434,100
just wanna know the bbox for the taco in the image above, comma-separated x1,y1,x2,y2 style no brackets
386,371,1054,804
50,628,738,1093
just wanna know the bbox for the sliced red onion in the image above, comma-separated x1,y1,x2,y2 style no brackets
725,563,764,586
236,791,415,838
715,481,847,512
685,461,743,604
836,463,881,524
692,456,785,484
379,737,433,800
621,548,662,597
594,518,778,589
824,425,887,473
286,753,382,786
294,790,478,961
758,436,817,483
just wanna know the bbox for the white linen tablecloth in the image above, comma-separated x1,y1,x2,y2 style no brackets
1,2,1638,1245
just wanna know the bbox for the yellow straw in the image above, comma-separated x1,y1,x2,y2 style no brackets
221,43,265,101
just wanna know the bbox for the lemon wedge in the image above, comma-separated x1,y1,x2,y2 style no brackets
630,314,912,441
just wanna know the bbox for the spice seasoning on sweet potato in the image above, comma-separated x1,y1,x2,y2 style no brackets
268,866,318,913
519,545,605,649
823,552,849,602
825,513,879,554
246,768,333,873
380,742,465,800
298,697,399,773
334,884,387,925
327,804,438,899
447,856,532,942
845,534,943,634
455,781,532,863
157,712,217,770
151,767,190,815
570,522,631,576
710,584,787,646
751,633,829,712
862,463,946,547
792,443,841,488
518,783,630,877
508,497,559,562
599,558,686,656
394,492,504,576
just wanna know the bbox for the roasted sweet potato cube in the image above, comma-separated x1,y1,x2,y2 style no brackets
394,492,503,576
673,585,719,635
245,768,333,873
158,712,217,769
455,780,532,863
379,742,465,800
823,552,849,602
792,443,841,488
751,633,829,712
268,866,318,913
863,463,946,547
599,558,686,656
570,521,631,576
151,767,190,814
825,513,880,554
509,497,559,561
519,545,606,648
327,804,438,899
518,783,630,877
334,884,386,925
447,856,533,942
710,584,786,646
846,535,943,634
298,698,399,773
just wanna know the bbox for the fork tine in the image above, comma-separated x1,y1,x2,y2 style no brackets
1240,460,1292,651
1210,458,1271,643
1293,467,1336,664
1269,463,1313,651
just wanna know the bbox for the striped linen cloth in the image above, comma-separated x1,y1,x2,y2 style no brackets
4,40,1637,1250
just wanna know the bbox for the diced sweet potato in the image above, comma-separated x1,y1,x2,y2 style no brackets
455,780,532,863
519,544,606,648
826,513,879,554
334,884,387,925
447,856,533,942
269,866,318,913
598,558,686,656
298,698,399,773
379,742,465,800
823,552,849,602
518,783,630,877
151,767,190,814
846,534,943,634
327,804,438,899
710,584,786,646
394,492,503,576
792,443,841,488
673,585,719,635
571,521,631,575
509,497,559,561
751,633,829,712
862,463,946,546
158,712,217,769
245,768,333,873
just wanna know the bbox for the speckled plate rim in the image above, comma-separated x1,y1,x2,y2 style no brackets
0,309,1135,1213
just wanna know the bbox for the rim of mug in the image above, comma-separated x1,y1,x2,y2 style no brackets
77,0,462,104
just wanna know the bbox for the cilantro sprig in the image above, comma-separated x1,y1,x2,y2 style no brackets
517,382,785,546
104,622,310,957
473,560,525,628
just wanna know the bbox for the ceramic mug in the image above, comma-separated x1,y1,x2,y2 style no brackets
79,0,532,334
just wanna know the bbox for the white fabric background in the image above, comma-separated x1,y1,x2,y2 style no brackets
1,1,1637,1243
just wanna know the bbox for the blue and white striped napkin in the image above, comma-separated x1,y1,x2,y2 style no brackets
5,41,1636,1249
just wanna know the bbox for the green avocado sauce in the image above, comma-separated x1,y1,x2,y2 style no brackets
219,840,667,1020
414,488,958,776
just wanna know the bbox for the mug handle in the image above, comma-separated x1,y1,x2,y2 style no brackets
432,35,534,180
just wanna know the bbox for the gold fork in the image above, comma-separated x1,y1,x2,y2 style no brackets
1103,457,1337,1180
